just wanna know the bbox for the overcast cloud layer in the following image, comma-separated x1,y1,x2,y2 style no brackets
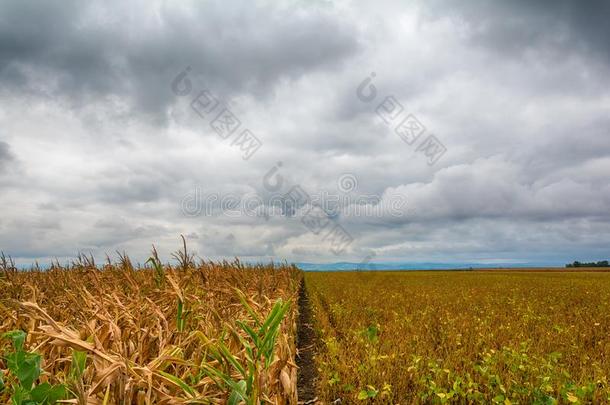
1,0,609,266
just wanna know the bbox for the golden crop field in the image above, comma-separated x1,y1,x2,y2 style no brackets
4,260,610,405
0,249,301,404
306,270,610,404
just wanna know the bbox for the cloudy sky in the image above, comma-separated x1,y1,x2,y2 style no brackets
1,0,609,266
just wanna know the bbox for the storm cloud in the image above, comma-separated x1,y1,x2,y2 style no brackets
1,0,609,266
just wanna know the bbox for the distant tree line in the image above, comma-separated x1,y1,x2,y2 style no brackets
566,260,609,268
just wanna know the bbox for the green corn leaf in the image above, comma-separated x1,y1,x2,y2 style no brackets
157,370,196,398
200,364,246,395
259,300,285,334
236,320,260,347
228,380,247,405
246,370,255,395
235,289,261,327
217,341,246,377
70,350,87,379
199,364,233,388
259,303,289,358
234,335,255,364
177,299,185,331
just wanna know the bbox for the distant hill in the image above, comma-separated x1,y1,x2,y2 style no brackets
296,261,562,271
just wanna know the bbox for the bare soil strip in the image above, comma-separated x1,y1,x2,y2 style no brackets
296,279,318,403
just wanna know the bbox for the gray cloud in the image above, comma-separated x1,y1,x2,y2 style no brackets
1,0,609,266
0,141,14,171
422,0,610,62
0,0,361,124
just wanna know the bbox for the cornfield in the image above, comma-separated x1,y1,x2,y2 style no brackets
0,247,302,404
306,270,610,404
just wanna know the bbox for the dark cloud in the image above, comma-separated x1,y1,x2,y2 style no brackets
422,0,610,63
0,141,15,171
0,0,609,265
0,0,361,123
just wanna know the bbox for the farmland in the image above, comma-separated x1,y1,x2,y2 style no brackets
3,261,610,404
0,251,301,404
306,270,610,403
